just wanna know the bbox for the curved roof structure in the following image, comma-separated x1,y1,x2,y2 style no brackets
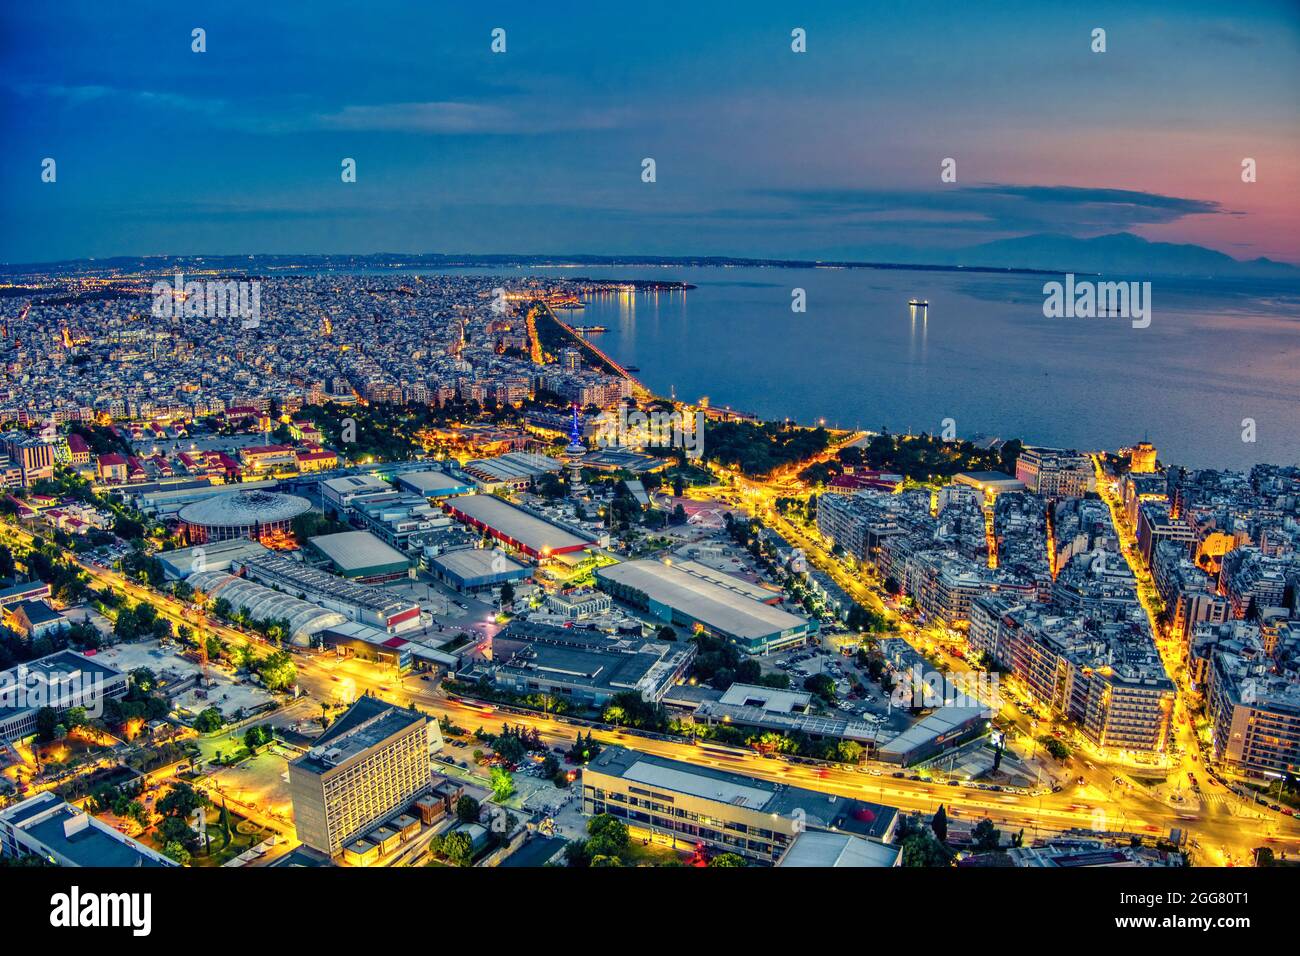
179,489,311,528
190,570,346,644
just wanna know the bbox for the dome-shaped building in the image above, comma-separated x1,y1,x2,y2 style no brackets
179,489,311,544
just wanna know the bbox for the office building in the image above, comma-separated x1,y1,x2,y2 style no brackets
288,696,437,858
0,793,176,867
581,745,897,865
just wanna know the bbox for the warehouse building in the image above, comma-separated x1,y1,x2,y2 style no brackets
462,452,563,492
188,570,349,646
232,553,422,634
429,548,531,593
596,559,813,654
442,494,595,559
876,704,994,766
158,538,270,580
396,469,476,499
693,683,884,750
320,474,392,513
309,530,413,583
487,621,693,706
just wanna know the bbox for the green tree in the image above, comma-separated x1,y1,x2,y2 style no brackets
456,795,481,824
490,766,515,802
162,841,192,866
972,818,1002,853
193,707,223,733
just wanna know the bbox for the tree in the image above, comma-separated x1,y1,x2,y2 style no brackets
162,841,191,866
243,724,274,752
803,673,836,703
490,766,515,802
35,707,58,742
193,707,223,733
499,582,515,608
255,651,297,692
439,831,474,866
972,818,1001,853
456,795,481,824
900,830,951,867
157,782,204,821
708,853,746,867
1037,735,1071,761
931,805,949,844
585,814,629,861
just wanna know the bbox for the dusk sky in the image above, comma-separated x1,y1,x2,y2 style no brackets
2,0,1297,265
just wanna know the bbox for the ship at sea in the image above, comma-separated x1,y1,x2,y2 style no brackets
908,299,928,308
572,325,607,334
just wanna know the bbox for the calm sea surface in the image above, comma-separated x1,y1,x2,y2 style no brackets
453,265,1300,469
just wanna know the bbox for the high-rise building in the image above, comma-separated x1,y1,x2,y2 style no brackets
288,696,437,858
0,433,56,487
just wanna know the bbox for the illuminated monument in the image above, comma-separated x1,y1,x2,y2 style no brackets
564,404,589,499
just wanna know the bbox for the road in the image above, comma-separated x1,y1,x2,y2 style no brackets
6,490,1297,864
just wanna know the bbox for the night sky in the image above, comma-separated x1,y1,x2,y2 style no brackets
1,1,1296,264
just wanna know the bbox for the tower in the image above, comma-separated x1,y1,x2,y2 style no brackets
564,404,588,499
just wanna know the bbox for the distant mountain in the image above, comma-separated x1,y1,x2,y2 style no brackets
4,233,1295,280
946,232,1300,278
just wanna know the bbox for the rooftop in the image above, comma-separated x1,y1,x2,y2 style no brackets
178,488,311,526
444,494,594,554
597,559,807,641
309,530,410,572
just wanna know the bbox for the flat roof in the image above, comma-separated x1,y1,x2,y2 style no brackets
322,474,392,493
587,746,896,835
398,470,474,495
597,559,807,641
158,538,270,573
623,758,773,809
432,548,529,580
779,831,901,867
719,682,813,713
444,494,594,554
879,704,993,757
309,530,410,572
0,794,170,867
464,452,562,482
294,697,425,774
